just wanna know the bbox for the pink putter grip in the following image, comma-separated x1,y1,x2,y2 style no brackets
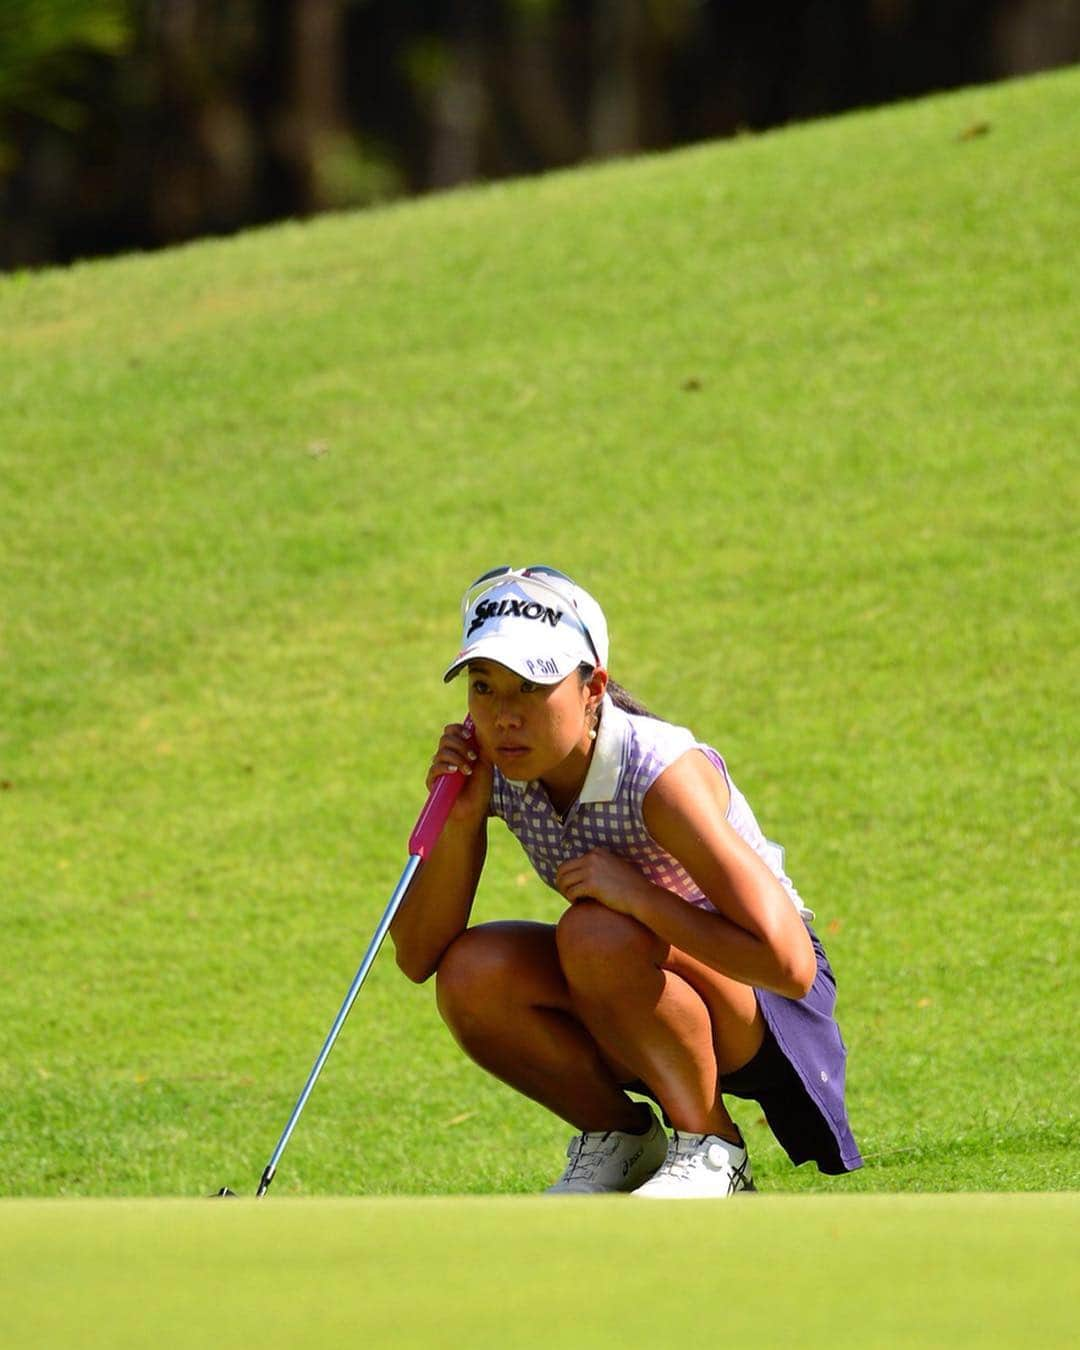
408,716,476,860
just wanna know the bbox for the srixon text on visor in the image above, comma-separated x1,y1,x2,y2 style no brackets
468,599,564,637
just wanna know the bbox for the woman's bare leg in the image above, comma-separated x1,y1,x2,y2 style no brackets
435,920,647,1133
435,906,764,1141
555,901,765,1141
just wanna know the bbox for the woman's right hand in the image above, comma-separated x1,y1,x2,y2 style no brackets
425,722,492,825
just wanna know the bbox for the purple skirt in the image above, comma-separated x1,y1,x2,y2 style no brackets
723,924,863,1174
625,925,862,1173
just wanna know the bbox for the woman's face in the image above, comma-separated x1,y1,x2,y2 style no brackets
466,660,602,784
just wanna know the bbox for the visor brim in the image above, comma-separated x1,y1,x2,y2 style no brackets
442,637,584,685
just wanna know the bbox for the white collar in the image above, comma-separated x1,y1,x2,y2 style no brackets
580,693,629,803
503,693,629,805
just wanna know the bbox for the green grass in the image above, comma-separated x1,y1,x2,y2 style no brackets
4,1196,1078,1348
0,67,1077,1202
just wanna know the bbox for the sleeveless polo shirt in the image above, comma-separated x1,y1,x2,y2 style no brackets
489,695,812,921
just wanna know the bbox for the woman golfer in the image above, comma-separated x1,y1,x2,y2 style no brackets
391,565,862,1196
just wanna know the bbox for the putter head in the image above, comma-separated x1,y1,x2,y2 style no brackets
213,1187,238,1197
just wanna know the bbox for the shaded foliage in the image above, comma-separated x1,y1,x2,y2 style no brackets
1,0,1077,269
0,0,129,113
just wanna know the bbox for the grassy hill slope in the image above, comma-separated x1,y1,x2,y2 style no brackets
0,67,1076,1197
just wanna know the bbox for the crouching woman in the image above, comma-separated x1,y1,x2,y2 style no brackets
391,565,862,1196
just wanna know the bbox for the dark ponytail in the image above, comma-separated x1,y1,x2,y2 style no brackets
579,665,659,720
607,679,659,720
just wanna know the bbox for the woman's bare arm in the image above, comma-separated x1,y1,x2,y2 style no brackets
389,723,492,983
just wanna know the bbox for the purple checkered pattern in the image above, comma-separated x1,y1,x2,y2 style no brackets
489,700,809,917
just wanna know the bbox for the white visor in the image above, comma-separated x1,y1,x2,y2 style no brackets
443,573,608,684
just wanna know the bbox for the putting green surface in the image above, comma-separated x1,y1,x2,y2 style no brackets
3,1194,1075,1348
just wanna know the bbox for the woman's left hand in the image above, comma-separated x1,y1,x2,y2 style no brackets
555,849,651,917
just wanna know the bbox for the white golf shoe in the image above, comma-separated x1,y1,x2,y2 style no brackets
631,1130,755,1198
544,1109,668,1195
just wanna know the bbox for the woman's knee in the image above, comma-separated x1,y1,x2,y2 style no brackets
555,901,661,997
435,922,553,1033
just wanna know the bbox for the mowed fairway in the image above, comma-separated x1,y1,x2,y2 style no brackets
4,1195,1076,1348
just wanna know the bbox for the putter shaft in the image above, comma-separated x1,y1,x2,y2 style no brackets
247,720,473,1198
256,852,424,1197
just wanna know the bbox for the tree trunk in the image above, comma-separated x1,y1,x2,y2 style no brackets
589,0,643,157
287,0,346,211
429,0,487,188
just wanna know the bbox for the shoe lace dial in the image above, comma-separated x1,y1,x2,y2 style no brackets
662,1135,737,1180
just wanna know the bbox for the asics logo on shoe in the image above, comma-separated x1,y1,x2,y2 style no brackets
727,1154,753,1195
622,1145,644,1176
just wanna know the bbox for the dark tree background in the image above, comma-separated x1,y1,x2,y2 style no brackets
1,0,1077,270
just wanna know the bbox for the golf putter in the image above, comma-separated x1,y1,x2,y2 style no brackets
216,717,475,1198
